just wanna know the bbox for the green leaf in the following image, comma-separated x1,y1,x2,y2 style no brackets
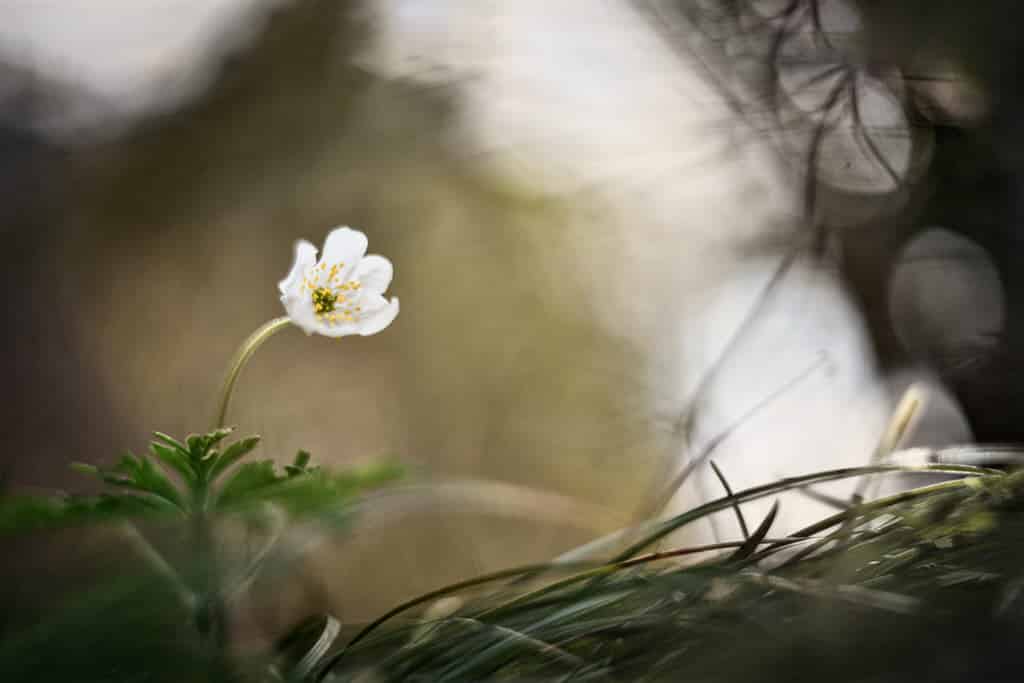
205,427,234,447
149,442,197,486
438,592,630,680
98,472,134,487
70,463,101,477
0,493,175,535
726,500,779,563
152,431,189,453
215,461,280,509
186,428,233,459
184,435,205,458
206,436,261,483
105,454,186,510
183,428,238,479
214,459,404,517
274,614,343,680
0,571,204,682
284,450,317,478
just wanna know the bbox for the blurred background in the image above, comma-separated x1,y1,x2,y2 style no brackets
3,0,1024,645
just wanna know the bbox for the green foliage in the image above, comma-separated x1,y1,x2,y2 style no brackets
0,573,210,683
0,427,402,533
321,463,1024,683
15,434,1024,682
0,492,168,534
216,455,404,518
92,452,186,509
0,426,403,682
149,440,198,486
207,435,262,482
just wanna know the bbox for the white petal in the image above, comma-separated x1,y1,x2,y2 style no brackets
280,291,319,335
356,297,399,336
317,320,362,338
357,291,391,313
354,254,394,295
320,226,368,280
278,239,318,297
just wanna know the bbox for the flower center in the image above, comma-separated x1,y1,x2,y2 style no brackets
303,262,365,326
311,287,338,314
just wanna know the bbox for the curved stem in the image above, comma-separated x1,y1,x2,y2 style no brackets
214,316,292,429
119,522,196,609
228,502,287,603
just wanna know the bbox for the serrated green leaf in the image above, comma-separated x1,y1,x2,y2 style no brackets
214,460,404,517
293,450,311,469
152,431,189,454
99,472,135,487
149,442,197,486
340,461,406,489
206,436,261,483
188,428,233,456
186,434,206,461
0,493,176,535
184,428,236,474
105,455,186,510
0,496,68,534
70,463,100,477
215,460,280,509
205,427,234,446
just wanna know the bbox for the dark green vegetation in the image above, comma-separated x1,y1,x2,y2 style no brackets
0,428,402,682
321,462,1024,682
6,456,1024,682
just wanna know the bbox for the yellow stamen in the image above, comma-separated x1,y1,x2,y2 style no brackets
311,287,339,314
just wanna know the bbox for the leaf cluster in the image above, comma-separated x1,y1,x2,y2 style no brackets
0,428,403,534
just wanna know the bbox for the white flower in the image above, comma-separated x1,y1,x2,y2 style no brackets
278,226,399,337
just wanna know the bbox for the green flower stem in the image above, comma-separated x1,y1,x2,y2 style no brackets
201,315,290,661
214,316,293,429
191,478,230,664
228,502,287,603
119,522,196,609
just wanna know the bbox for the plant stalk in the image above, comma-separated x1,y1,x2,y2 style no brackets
214,316,292,429
191,478,230,670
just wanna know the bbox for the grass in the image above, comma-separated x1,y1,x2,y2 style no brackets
5,458,1024,682
317,460,1024,682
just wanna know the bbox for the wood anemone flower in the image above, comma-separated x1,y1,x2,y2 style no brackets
278,226,399,337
